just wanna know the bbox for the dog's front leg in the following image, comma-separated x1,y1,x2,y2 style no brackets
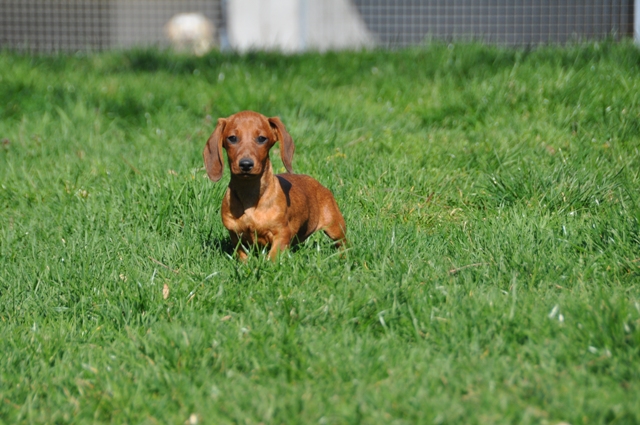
267,230,291,262
229,232,248,261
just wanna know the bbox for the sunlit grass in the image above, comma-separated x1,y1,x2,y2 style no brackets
1,41,639,424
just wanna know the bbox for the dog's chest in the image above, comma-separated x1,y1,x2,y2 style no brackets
223,207,275,245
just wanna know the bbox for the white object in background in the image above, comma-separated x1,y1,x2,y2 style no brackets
228,0,300,52
227,0,373,52
165,13,216,56
304,0,374,51
636,0,640,45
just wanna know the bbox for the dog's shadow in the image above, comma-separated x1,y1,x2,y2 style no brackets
202,232,272,259
202,230,338,260
202,231,236,257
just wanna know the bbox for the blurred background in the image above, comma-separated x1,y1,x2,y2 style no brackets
0,0,637,54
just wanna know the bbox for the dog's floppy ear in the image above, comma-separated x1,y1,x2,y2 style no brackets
203,118,227,182
268,116,294,173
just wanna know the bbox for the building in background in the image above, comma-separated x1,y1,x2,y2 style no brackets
0,0,636,53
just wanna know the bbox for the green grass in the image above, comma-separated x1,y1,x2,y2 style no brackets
1,41,640,424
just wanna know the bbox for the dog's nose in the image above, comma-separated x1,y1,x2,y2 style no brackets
238,158,254,172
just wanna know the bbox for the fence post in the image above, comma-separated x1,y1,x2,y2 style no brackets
299,0,307,51
636,0,640,44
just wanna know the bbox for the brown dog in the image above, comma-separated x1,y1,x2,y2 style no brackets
203,111,346,261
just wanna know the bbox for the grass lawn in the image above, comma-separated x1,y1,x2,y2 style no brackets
1,41,640,424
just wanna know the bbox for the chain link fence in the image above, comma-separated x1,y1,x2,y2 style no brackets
0,0,635,53
0,0,222,52
354,1,634,47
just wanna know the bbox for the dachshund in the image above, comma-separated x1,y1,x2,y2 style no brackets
203,111,346,261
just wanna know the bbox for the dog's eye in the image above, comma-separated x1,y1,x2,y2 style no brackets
227,135,238,144
256,136,268,144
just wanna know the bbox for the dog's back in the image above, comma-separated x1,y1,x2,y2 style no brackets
276,174,346,246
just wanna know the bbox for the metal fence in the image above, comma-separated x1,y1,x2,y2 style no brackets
354,1,635,46
0,0,222,52
0,0,635,53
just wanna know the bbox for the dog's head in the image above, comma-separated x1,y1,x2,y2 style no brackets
203,111,294,182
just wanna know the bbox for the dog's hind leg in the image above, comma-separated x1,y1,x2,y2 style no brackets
322,214,347,249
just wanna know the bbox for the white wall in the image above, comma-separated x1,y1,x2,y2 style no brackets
227,0,373,52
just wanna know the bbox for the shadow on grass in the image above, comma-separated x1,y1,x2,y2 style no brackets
201,230,236,258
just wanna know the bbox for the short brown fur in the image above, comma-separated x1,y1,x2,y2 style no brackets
203,111,346,261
